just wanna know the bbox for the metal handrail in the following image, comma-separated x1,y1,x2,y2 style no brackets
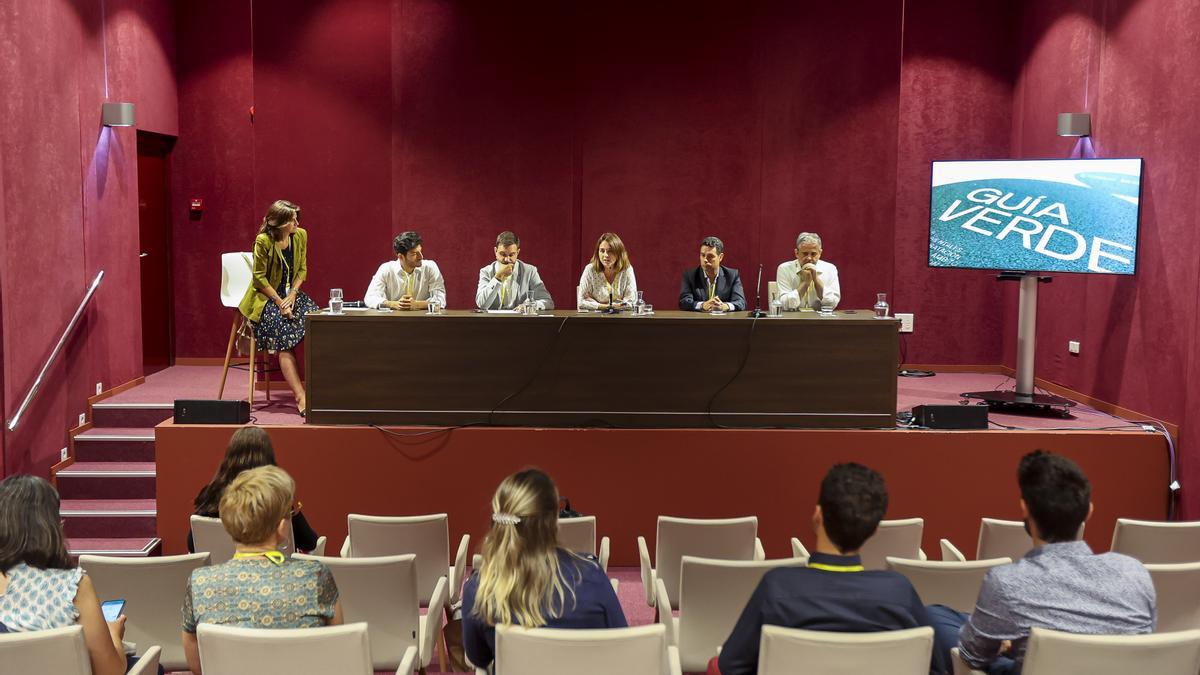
6,270,105,431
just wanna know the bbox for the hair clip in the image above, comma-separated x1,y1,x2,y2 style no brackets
492,512,521,526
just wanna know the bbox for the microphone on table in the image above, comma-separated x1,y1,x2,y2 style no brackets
749,263,767,318
604,283,618,314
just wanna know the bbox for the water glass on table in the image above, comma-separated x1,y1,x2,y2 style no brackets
329,288,344,315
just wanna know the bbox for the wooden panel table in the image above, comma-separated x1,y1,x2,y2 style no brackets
304,309,899,428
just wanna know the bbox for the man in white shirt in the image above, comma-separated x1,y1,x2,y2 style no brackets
475,231,554,310
364,231,447,311
775,232,840,311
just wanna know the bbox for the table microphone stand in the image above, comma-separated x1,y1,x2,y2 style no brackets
749,263,768,317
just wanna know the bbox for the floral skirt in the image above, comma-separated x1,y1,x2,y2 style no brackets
254,286,319,353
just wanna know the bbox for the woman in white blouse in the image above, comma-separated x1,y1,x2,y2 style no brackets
577,232,638,310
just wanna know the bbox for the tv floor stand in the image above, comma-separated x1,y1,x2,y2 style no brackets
961,272,1076,417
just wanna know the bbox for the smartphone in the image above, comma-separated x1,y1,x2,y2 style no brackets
101,599,125,622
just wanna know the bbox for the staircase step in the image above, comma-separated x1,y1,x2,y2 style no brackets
74,428,156,462
57,462,156,500
69,537,162,558
91,402,174,428
61,499,157,538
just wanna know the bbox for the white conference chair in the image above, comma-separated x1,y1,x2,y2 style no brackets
197,622,415,675
858,518,926,570
559,516,611,572
80,552,210,671
487,624,681,675
1111,518,1200,564
190,514,326,564
341,513,469,608
294,553,445,672
658,555,807,672
0,625,162,675
1145,562,1200,632
1021,626,1200,675
976,517,1034,561
757,625,934,675
885,557,1011,613
790,537,811,559
637,515,764,610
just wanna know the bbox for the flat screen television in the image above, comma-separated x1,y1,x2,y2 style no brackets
929,158,1143,275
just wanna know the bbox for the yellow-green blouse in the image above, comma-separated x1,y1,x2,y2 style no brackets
239,227,308,322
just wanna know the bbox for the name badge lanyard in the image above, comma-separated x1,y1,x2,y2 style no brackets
233,550,286,565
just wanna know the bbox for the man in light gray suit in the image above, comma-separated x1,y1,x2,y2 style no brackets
475,231,555,310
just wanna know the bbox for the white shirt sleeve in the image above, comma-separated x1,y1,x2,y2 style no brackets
424,261,447,307
578,267,601,310
776,261,803,310
821,262,841,309
621,267,638,305
364,262,391,309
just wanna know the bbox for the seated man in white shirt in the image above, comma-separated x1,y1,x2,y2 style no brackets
364,231,447,311
475,231,554,311
775,232,841,311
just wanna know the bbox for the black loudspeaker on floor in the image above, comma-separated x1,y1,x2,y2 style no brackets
173,399,251,424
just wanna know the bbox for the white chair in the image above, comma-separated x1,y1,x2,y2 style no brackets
80,552,210,671
341,513,470,609
950,646,982,675
657,556,807,672
1111,519,1200,564
217,251,273,403
637,515,764,609
1021,626,1200,675
790,537,811,559
294,553,445,672
488,624,681,675
197,622,415,675
0,625,162,675
858,517,926,570
757,625,934,675
1145,562,1200,632
885,557,1011,613
190,514,327,564
559,516,611,572
976,517,1034,561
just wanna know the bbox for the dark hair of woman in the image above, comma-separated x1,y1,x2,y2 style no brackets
193,427,277,516
0,474,73,571
258,199,301,242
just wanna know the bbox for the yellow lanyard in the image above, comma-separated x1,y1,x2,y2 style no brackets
807,561,864,572
276,245,292,295
500,272,511,307
233,550,286,565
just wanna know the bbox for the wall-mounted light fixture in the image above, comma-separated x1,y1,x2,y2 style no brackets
101,102,135,127
1057,112,1090,137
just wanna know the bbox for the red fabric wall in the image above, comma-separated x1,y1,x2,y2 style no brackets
0,0,176,475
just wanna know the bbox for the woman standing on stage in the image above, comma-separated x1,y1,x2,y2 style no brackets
577,232,638,310
238,199,317,415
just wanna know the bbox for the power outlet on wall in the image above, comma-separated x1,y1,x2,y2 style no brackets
896,313,914,333
1068,340,1081,355
78,413,86,427
60,447,69,462
95,382,103,395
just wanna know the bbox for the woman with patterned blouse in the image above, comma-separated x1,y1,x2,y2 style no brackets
181,466,341,674
577,232,638,310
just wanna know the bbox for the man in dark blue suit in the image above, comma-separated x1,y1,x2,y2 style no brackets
679,236,747,312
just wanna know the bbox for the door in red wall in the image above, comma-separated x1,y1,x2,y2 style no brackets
137,132,175,375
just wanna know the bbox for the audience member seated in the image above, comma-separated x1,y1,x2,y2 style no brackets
0,475,132,675
712,463,945,675
929,450,1157,674
187,426,319,553
461,468,627,669
181,466,342,675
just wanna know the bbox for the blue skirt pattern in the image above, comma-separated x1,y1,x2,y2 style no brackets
255,285,319,352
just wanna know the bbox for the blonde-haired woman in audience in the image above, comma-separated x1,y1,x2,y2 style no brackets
0,475,130,675
577,232,638,310
181,465,341,675
462,468,626,669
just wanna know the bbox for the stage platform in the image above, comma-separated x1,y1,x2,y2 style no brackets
106,367,1170,565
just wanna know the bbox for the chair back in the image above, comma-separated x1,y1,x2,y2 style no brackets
656,515,759,610
1146,562,1200,632
191,514,294,565
859,518,924,570
757,625,934,675
81,552,211,671
1111,519,1200,564
198,622,373,674
347,513,449,606
494,624,673,675
1022,627,1200,675
976,518,1033,562
293,553,420,670
558,516,597,556
676,556,807,672
0,625,91,674
885,557,1011,613
220,252,254,308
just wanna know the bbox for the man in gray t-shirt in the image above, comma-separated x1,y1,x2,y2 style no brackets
929,450,1156,674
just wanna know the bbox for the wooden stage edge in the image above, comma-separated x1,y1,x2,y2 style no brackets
156,423,1170,567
